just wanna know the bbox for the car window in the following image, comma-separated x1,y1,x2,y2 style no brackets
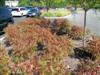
0,7,11,20
30,9,37,12
20,8,26,10
26,7,33,9
12,8,19,11
0,8,10,16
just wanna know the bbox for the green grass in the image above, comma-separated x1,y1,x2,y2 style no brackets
41,9,71,17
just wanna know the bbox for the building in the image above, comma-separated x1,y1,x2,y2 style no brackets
5,0,19,7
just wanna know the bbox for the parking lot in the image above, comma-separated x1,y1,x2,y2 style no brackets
13,16,26,24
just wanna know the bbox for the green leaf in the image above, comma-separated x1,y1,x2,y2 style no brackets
0,64,3,69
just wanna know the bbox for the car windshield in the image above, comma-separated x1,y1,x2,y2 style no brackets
26,6,33,9
20,8,26,10
29,9,37,12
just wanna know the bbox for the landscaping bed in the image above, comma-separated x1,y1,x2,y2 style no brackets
0,18,100,75
41,9,71,17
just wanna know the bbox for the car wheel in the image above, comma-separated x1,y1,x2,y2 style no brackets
21,13,23,17
8,18,14,25
8,22,14,25
0,23,7,31
36,14,40,17
35,14,38,17
37,14,40,17
26,15,29,17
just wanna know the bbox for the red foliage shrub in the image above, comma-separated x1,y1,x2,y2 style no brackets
3,18,100,75
52,19,72,35
87,37,100,59
53,19,71,27
69,25,84,40
74,60,100,75
5,18,72,75
20,18,50,28
0,47,11,74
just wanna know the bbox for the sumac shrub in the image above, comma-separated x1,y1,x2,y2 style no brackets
69,25,84,40
5,18,73,75
0,47,11,75
87,37,100,60
52,19,72,35
74,60,100,75
20,18,50,28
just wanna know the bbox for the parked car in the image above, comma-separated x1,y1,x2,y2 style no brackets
5,5,12,11
26,8,41,17
0,7,14,31
11,7,29,17
7,7,12,11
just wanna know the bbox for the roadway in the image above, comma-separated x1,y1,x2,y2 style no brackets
67,9,100,35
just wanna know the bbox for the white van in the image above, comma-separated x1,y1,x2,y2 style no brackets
11,7,29,16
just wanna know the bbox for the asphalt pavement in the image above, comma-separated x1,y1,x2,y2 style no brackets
67,9,100,35
13,16,26,24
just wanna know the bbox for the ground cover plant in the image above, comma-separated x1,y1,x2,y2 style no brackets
0,47,10,75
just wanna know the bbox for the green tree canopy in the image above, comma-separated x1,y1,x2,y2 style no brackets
18,0,30,6
67,0,100,10
18,0,74,8
41,0,68,8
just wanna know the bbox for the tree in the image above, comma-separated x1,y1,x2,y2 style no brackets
31,0,43,7
68,0,100,48
18,0,30,6
0,0,5,7
53,0,66,8
18,0,68,8
42,0,55,11
40,0,67,11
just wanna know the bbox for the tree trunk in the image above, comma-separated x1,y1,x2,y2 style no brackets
83,10,87,48
47,7,49,12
